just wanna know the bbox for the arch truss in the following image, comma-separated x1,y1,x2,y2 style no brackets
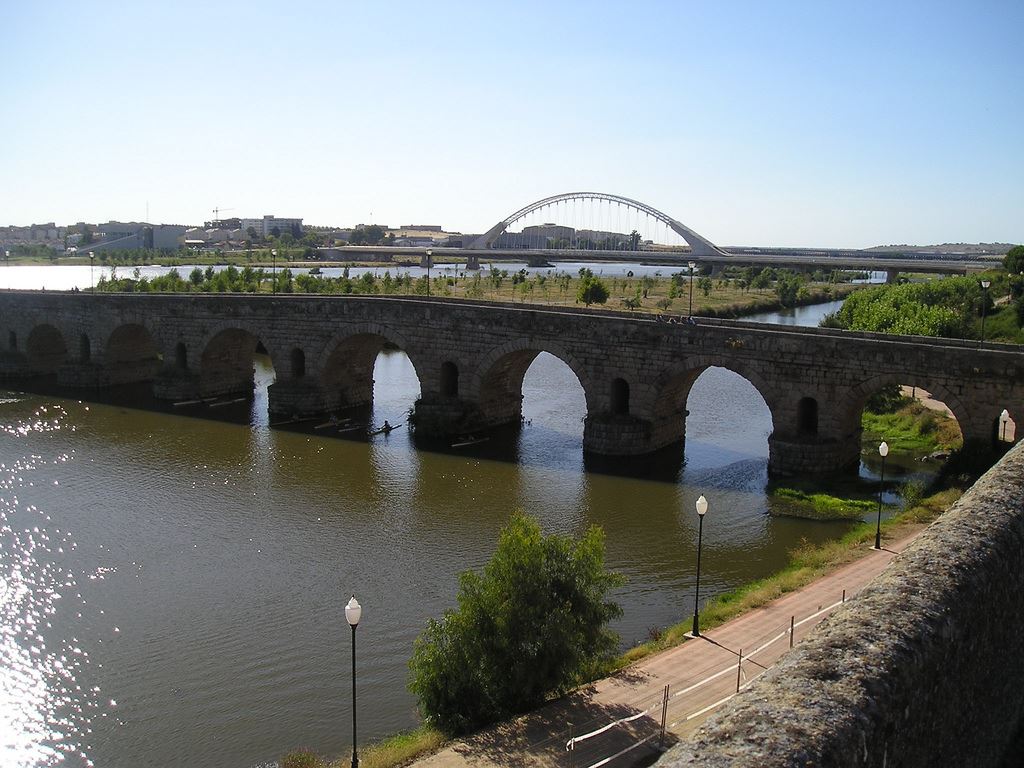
467,191,729,257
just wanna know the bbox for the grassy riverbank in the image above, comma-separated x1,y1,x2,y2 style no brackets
283,483,963,768
767,487,879,521
615,485,962,669
861,397,963,454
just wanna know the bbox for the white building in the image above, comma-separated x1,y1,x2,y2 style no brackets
239,215,303,237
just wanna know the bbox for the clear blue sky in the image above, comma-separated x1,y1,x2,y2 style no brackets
2,0,1021,247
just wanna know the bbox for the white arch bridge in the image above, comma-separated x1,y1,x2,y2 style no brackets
466,192,730,256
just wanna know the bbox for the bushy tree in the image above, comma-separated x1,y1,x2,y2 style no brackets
576,271,609,306
1004,245,1024,275
824,277,983,337
408,513,624,735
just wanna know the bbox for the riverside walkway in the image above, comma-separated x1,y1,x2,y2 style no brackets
412,529,923,768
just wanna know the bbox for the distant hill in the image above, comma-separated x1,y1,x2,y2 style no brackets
865,242,1015,256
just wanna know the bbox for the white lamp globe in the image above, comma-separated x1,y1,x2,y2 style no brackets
345,595,362,627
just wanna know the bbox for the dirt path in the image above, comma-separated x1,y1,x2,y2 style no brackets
900,385,953,417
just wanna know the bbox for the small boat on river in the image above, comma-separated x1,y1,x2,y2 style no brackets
368,421,403,436
451,435,489,448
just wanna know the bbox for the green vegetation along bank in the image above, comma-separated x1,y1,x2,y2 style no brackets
822,268,1024,344
90,263,864,318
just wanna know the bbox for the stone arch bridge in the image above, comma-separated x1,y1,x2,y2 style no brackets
1,292,1020,476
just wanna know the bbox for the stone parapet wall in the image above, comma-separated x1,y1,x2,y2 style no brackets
661,440,1024,768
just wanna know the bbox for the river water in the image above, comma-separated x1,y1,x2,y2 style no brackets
1,268,905,767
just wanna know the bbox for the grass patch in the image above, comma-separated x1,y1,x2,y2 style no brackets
283,727,445,768
768,487,878,521
861,398,963,454
978,304,1024,344
612,486,963,670
353,727,446,768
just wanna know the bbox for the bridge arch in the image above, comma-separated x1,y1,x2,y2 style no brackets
650,357,778,426
467,338,595,427
25,324,69,374
468,192,728,256
106,323,161,381
844,374,970,446
644,357,778,455
198,325,274,399
318,323,425,410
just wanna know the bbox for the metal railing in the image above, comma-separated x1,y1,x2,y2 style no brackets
507,589,851,768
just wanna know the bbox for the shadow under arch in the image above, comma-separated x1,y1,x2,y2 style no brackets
318,324,424,410
25,323,68,374
199,326,272,399
106,322,161,381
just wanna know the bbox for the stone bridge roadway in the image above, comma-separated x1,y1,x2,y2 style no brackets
0,292,1021,476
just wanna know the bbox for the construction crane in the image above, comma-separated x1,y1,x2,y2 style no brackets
211,206,234,221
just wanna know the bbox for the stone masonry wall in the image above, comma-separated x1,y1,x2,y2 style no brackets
0,292,1021,472
661,440,1024,768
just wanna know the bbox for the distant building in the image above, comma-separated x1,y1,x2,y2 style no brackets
205,217,242,230
400,224,444,232
239,215,303,237
84,222,191,252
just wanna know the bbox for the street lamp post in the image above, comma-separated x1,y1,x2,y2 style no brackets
271,249,278,293
688,261,696,316
5,250,9,290
692,494,708,637
980,279,991,343
89,251,95,291
1000,409,1011,442
345,595,362,768
425,249,432,297
874,441,889,550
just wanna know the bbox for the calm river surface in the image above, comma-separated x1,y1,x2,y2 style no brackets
1,268,898,767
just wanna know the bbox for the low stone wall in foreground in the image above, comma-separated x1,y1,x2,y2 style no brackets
662,441,1024,768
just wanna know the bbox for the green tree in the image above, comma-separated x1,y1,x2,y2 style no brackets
365,224,385,245
408,513,623,735
576,274,609,306
751,268,772,291
698,276,713,298
1005,245,1024,275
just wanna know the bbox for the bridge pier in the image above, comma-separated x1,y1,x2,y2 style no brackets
465,254,480,270
767,433,863,477
153,365,200,401
411,394,490,438
267,378,337,418
420,253,433,269
0,350,29,379
885,268,900,284
57,362,107,389
583,408,688,458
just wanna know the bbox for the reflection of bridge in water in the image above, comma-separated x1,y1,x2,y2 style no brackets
1,292,1020,477
323,191,999,279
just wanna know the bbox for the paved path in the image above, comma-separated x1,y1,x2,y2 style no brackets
900,385,954,417
412,529,924,768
